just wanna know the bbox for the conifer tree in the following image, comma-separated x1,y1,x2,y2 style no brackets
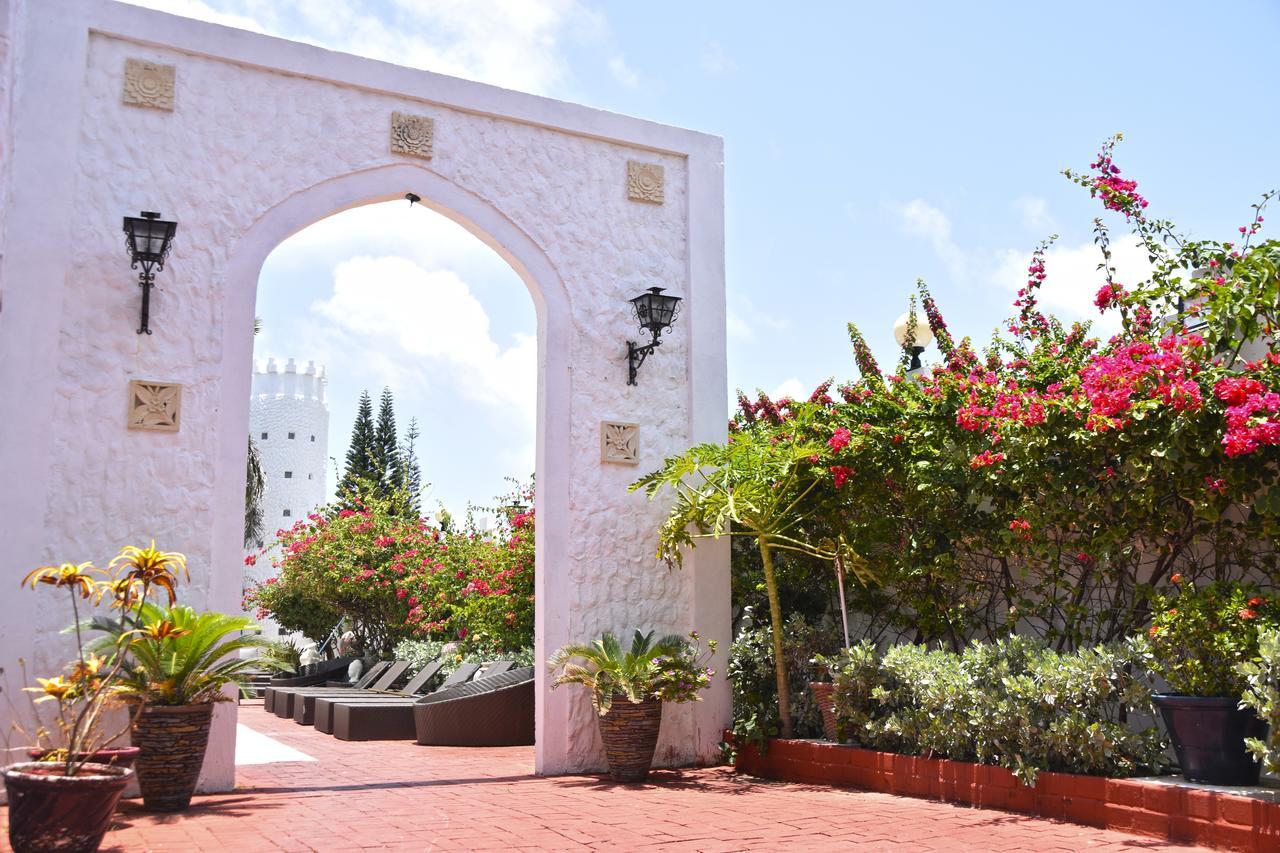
400,417,424,517
339,389,378,499
373,387,402,496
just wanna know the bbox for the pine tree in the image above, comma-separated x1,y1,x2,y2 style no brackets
339,389,378,500
373,387,401,497
400,417,423,517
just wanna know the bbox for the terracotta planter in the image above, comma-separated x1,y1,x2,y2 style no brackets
1154,694,1267,786
25,747,140,770
809,682,839,741
597,696,662,782
131,703,214,812
3,761,132,853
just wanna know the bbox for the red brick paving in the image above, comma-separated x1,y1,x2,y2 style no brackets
6,704,1212,852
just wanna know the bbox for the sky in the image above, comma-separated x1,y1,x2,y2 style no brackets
127,0,1280,516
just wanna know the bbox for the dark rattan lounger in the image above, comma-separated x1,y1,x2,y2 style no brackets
326,661,507,740
292,661,443,726
272,660,408,719
413,666,535,746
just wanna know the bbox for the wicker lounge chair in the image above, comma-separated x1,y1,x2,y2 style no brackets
413,666,534,746
327,661,515,741
267,660,394,717
292,661,443,726
271,661,408,720
263,656,363,713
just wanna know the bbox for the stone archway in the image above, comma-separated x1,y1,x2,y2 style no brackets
0,0,729,786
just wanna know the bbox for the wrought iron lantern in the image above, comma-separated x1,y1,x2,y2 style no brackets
122,210,177,335
626,286,682,385
892,311,934,372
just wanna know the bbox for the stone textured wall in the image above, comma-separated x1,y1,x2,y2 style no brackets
0,0,727,785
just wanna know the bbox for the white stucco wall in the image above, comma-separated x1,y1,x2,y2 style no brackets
0,0,728,785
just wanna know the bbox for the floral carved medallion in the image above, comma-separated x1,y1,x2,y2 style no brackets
626,161,664,204
122,59,175,111
390,111,435,159
601,421,640,464
128,381,182,432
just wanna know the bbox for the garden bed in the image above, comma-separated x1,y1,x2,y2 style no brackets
731,736,1280,852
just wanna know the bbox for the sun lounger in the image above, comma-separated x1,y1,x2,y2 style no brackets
263,656,362,713
326,661,515,740
292,661,443,726
266,660,392,715
313,662,482,735
271,661,408,719
413,666,535,746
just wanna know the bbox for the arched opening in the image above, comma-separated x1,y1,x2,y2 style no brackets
217,164,574,774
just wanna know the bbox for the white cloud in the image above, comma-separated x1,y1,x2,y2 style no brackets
771,377,806,401
309,256,537,422
120,0,588,94
726,292,790,342
893,199,970,281
608,55,640,89
701,41,737,74
992,234,1155,336
1012,196,1054,233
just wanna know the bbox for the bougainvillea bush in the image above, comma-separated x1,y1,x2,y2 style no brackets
706,136,1280,652
244,483,534,656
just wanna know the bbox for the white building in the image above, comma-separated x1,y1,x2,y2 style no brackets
246,357,329,638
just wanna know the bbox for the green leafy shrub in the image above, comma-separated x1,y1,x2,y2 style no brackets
727,610,843,751
1143,580,1280,697
1237,627,1280,774
392,637,534,676
830,637,1165,785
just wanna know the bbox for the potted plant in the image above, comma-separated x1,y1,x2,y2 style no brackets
90,602,266,811
808,655,839,742
1142,579,1276,785
3,561,137,853
549,629,715,782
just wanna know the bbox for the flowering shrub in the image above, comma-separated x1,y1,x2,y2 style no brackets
1141,580,1279,697
686,136,1280,653
245,483,534,655
830,638,1166,785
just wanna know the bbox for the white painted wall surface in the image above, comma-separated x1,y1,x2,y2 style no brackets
0,0,728,786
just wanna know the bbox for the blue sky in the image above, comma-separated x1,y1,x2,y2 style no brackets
130,0,1280,516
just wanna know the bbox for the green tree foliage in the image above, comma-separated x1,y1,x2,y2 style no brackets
339,390,378,502
244,435,265,548
374,386,403,496
400,417,424,517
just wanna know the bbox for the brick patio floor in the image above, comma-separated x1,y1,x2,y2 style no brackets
13,704,1213,852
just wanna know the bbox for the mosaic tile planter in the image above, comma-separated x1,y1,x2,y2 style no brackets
131,704,213,812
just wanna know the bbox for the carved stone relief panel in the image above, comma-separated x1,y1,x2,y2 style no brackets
626,160,664,204
122,59,175,111
390,111,435,159
127,380,182,432
601,421,640,464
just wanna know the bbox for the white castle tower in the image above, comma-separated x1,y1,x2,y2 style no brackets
245,357,329,638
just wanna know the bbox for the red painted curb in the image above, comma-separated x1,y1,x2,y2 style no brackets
731,735,1280,852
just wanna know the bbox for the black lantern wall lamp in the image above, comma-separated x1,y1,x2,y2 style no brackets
122,210,177,335
626,286,682,385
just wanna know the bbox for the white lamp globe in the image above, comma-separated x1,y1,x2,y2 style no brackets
893,312,935,349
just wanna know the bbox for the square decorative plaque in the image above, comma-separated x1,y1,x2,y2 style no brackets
600,421,640,464
127,380,182,432
122,59,175,111
390,111,435,160
626,160,664,204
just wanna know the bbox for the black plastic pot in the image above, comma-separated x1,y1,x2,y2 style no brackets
1153,694,1267,786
